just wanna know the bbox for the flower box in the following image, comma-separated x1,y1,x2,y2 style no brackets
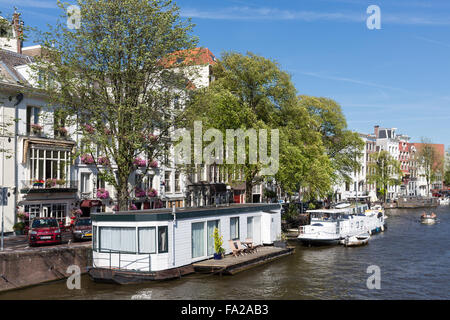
96,188,110,199
147,188,158,198
133,157,147,167
81,154,95,165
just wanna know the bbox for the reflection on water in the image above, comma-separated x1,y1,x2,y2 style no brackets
1,207,449,300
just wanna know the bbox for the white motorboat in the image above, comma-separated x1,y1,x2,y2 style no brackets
298,203,385,246
420,212,437,225
340,233,370,247
438,198,449,205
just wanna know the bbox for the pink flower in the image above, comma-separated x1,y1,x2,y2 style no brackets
96,188,110,199
83,124,95,134
98,157,110,166
147,188,158,198
81,154,95,164
31,124,43,131
149,160,158,168
135,188,147,198
129,204,137,211
133,157,147,167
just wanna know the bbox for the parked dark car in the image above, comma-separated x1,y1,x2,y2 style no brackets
71,217,92,242
28,217,62,246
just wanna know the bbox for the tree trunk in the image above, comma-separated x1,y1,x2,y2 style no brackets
117,170,130,211
245,179,253,204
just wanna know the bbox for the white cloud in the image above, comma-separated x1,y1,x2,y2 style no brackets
181,5,450,26
0,0,58,9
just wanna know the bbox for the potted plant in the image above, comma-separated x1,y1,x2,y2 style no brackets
96,188,110,199
56,179,66,187
31,124,43,136
133,157,147,167
45,178,57,188
81,154,95,165
98,156,110,166
147,188,158,198
135,188,147,198
13,222,25,236
213,227,225,259
57,127,68,137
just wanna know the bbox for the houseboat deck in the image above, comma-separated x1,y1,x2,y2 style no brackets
192,245,294,275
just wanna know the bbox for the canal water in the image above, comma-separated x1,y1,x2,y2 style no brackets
1,207,449,300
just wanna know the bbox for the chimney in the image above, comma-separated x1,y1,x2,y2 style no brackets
12,10,23,54
374,125,380,138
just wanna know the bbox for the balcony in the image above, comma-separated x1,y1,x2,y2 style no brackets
20,180,78,194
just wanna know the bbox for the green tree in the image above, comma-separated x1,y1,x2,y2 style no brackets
186,52,298,203
416,139,443,196
275,101,333,201
299,96,365,185
33,0,197,211
367,150,402,203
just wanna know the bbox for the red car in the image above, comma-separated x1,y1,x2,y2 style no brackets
28,217,62,246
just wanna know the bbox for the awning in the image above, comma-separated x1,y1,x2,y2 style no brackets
81,200,103,208
210,183,227,193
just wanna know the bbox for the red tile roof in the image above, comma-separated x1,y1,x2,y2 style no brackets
161,47,216,68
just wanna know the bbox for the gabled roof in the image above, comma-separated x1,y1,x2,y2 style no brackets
0,48,33,85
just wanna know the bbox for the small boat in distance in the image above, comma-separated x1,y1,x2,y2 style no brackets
420,212,437,225
438,197,449,205
340,233,370,247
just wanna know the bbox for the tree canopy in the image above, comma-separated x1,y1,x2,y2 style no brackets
34,0,198,210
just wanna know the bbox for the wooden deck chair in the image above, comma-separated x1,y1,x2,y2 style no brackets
236,240,252,255
228,240,243,257
244,238,257,253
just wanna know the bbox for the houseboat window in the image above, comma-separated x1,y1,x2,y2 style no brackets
158,226,168,253
207,220,219,256
230,217,239,240
138,227,156,254
247,217,253,240
99,227,136,253
192,222,205,258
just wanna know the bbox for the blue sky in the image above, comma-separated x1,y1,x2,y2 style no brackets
1,0,449,148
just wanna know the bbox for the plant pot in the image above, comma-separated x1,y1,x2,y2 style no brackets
213,253,223,260
14,230,23,236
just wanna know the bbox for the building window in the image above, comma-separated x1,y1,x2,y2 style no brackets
99,227,136,253
81,173,91,193
230,217,239,240
158,226,168,253
175,171,181,192
138,227,156,254
192,222,205,258
26,106,41,135
96,176,105,190
165,171,172,193
29,148,70,181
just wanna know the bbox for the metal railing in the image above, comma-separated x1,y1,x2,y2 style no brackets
93,249,152,272
21,179,78,190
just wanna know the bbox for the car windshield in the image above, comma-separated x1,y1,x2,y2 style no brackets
32,219,58,228
76,219,91,226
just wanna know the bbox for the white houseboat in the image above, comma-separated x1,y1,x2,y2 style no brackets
88,204,281,283
298,204,386,246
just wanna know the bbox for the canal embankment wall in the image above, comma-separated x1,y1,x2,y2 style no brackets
0,244,91,292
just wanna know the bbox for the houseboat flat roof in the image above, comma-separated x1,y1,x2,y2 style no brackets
91,203,281,222
306,209,350,214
